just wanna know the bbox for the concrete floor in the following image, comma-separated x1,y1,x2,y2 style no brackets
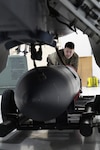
0,87,100,150
0,128,100,150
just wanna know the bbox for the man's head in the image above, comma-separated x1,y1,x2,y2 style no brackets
63,42,75,59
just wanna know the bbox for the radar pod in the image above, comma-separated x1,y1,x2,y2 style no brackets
15,65,80,121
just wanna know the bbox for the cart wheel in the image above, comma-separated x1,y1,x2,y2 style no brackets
94,95,100,113
1,89,17,122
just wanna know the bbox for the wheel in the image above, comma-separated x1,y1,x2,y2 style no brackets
1,89,17,122
94,95,100,113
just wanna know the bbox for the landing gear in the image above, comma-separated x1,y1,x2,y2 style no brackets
0,89,18,137
1,89,17,121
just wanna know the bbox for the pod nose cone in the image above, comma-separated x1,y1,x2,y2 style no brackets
15,66,80,121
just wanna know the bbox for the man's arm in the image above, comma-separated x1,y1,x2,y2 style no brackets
74,56,79,71
47,56,54,66
70,53,79,71
47,52,58,66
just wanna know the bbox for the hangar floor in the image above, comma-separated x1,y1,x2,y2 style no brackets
0,87,100,150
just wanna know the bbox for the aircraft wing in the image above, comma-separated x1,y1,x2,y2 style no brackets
49,0,100,66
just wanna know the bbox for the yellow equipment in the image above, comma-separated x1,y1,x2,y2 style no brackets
87,76,99,87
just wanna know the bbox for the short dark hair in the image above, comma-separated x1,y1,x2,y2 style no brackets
64,42,75,49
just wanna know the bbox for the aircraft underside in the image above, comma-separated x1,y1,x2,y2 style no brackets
0,0,99,70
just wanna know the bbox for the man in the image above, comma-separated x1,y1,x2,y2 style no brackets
47,42,81,123
47,42,79,71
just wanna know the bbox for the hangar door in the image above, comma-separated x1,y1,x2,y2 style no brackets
78,56,92,87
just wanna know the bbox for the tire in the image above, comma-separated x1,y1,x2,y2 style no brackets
1,89,17,122
94,95,100,113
